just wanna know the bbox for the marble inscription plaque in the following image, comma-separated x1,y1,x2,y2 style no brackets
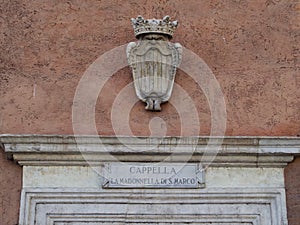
102,163,205,188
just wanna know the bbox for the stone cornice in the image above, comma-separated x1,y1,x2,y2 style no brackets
1,135,299,167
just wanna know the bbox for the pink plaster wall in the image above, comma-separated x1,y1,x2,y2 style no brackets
0,0,299,224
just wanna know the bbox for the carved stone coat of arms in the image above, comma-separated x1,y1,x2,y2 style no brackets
127,16,182,111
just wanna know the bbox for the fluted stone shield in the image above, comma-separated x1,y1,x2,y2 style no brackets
127,40,182,111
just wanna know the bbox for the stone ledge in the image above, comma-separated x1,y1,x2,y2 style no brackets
1,135,299,167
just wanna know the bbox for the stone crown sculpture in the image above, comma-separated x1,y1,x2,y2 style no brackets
127,16,182,111
131,15,178,39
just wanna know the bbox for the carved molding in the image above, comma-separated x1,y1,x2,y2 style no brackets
1,135,299,167
20,188,287,225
